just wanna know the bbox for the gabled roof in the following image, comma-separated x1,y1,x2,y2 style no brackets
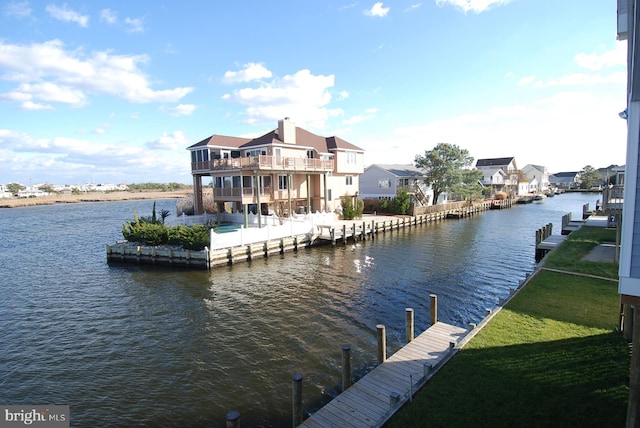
366,164,426,177
551,171,579,178
475,157,515,167
188,125,364,153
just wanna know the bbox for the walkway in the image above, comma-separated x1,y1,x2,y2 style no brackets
298,322,468,428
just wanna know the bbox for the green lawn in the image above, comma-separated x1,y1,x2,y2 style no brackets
386,227,629,427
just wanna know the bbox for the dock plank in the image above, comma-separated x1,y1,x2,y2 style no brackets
298,322,468,427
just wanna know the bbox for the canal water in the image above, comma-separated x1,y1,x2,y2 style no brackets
0,192,599,427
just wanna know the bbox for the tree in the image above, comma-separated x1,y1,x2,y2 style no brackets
579,165,601,190
414,143,474,205
6,182,25,195
453,169,485,203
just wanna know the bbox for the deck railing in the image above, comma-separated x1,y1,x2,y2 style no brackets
191,155,334,173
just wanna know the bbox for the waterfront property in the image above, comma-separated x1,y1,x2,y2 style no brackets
358,164,440,209
187,118,365,225
476,157,519,197
106,200,496,269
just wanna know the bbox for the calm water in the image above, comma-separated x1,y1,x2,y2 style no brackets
0,193,599,427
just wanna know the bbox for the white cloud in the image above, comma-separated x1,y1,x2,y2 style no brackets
222,67,343,128
124,17,144,33
45,3,89,27
435,0,513,14
0,128,191,184
518,75,535,86
22,101,54,111
365,2,390,17
364,89,626,173
168,104,196,116
0,39,193,106
405,3,422,12
222,63,273,84
4,1,31,18
145,130,188,150
574,43,627,71
342,108,379,125
100,8,117,24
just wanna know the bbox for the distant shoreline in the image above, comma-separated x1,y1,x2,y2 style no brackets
0,190,191,208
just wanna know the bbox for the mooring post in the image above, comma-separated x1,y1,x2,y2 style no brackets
362,221,366,240
342,225,347,245
292,373,303,426
341,344,352,391
430,294,438,325
405,308,414,343
226,410,240,428
377,324,387,364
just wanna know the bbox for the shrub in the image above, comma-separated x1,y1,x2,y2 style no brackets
122,221,169,246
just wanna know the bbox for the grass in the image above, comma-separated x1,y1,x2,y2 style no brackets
385,227,629,427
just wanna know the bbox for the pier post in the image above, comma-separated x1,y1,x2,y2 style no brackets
352,223,357,241
226,411,240,428
342,225,347,245
341,344,352,391
330,229,335,246
405,308,414,343
430,294,438,325
362,221,366,240
377,324,387,364
292,373,304,426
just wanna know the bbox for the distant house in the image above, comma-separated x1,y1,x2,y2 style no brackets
0,184,12,198
549,171,581,190
475,157,519,196
187,118,365,220
359,164,436,206
521,164,550,192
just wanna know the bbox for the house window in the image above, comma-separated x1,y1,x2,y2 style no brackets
346,176,353,185
278,175,288,190
378,179,391,189
399,178,409,186
307,150,314,159
346,152,357,165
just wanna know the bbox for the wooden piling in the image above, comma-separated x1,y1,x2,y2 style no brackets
341,344,352,391
377,324,387,364
405,308,414,343
430,294,438,325
226,410,240,428
292,373,304,426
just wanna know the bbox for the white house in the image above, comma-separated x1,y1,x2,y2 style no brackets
522,164,550,192
476,157,519,196
549,172,581,190
359,164,435,206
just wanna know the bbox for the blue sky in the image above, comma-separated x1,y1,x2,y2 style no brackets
0,0,627,185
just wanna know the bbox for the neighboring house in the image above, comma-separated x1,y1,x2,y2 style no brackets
518,177,538,195
475,157,519,196
522,164,550,192
359,164,434,206
549,171,581,190
187,118,365,220
0,184,12,198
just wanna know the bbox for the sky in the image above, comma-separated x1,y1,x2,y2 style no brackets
0,0,628,186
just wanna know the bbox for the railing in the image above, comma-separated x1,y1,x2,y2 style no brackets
191,155,334,173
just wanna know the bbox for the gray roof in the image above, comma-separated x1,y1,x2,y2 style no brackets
367,164,426,177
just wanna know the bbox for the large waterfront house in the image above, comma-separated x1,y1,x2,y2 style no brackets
475,157,519,197
549,171,581,190
521,164,550,192
359,164,436,207
187,118,365,221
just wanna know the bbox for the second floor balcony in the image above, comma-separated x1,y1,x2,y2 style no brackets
192,155,334,175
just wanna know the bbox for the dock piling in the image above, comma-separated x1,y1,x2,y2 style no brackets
405,308,414,343
292,373,304,426
377,324,387,364
226,411,240,428
341,344,352,391
430,294,438,325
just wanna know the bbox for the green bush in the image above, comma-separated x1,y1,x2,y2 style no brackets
122,221,169,246
167,225,210,250
389,190,411,215
341,195,364,220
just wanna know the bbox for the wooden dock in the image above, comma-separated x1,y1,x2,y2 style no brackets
298,322,468,428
